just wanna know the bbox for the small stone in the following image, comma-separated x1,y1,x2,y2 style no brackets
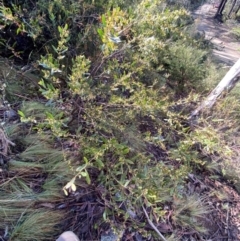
135,232,144,241
101,229,124,241
3,109,18,120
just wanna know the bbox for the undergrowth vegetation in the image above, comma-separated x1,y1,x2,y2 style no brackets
0,0,239,240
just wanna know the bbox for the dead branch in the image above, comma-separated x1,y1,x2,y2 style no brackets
190,58,240,119
142,206,168,241
0,128,15,156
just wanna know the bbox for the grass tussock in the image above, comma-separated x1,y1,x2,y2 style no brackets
9,210,65,241
172,195,209,234
0,129,74,240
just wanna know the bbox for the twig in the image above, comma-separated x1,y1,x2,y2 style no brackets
226,202,230,240
0,128,15,157
142,206,168,241
6,139,15,147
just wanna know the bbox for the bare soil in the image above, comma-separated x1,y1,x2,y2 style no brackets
193,2,240,65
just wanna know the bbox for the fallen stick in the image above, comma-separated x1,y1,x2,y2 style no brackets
142,206,168,241
190,58,240,119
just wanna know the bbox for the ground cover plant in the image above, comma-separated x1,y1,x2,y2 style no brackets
0,0,240,240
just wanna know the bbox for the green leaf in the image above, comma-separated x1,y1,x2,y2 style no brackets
52,45,58,54
95,159,104,169
84,157,89,164
76,165,85,172
45,111,54,119
16,27,21,35
80,171,87,177
124,179,130,187
38,79,46,88
122,147,129,155
18,110,25,118
103,210,107,221
126,159,134,165
58,25,62,34
85,171,91,184
101,14,106,26
64,23,68,30
97,28,104,39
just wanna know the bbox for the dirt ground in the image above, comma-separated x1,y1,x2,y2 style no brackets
193,2,240,65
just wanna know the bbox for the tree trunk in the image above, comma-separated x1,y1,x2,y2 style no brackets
235,3,240,14
228,0,237,18
215,0,228,20
190,58,240,119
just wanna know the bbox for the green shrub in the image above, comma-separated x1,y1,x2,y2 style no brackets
162,42,208,94
0,0,229,240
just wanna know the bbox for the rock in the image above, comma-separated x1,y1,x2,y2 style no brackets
101,229,124,241
134,232,144,241
3,109,18,120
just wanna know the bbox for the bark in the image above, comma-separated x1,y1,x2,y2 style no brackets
235,3,240,14
215,0,228,19
228,0,237,17
190,58,240,119
219,0,228,14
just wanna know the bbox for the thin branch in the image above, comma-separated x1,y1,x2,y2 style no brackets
6,139,16,147
226,202,230,240
189,58,240,119
142,206,168,241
